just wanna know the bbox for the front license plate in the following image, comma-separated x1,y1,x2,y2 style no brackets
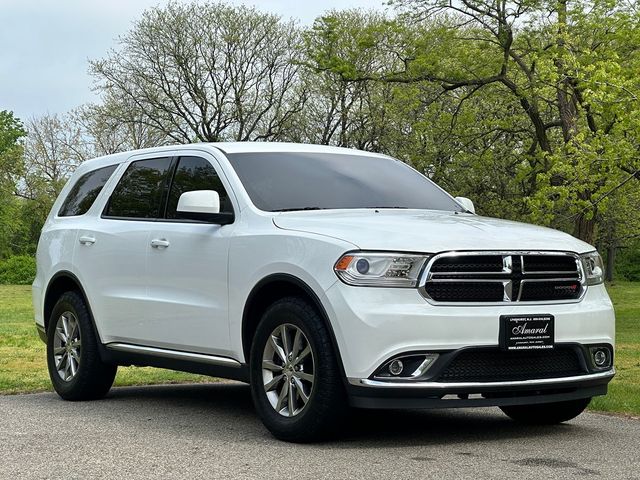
500,314,554,351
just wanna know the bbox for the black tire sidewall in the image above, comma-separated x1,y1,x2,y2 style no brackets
47,293,84,396
46,291,116,400
500,397,591,424
249,297,346,441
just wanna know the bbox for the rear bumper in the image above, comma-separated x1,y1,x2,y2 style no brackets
347,368,615,409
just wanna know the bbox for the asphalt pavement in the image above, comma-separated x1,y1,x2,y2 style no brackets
1,382,638,479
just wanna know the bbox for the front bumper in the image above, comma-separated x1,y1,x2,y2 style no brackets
323,280,615,408
324,282,615,381
347,368,615,409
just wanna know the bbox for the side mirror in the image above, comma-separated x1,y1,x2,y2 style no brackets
455,196,475,214
176,190,234,224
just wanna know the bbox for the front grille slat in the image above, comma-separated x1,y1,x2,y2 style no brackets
522,254,577,273
437,348,585,382
431,255,504,273
519,280,582,301
422,252,583,303
424,281,505,302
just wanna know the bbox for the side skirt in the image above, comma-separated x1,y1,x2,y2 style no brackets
103,343,249,383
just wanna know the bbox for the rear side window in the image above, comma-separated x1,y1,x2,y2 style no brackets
58,165,117,217
165,156,233,218
105,158,171,219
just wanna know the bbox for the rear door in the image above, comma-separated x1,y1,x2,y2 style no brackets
144,154,236,356
74,156,173,345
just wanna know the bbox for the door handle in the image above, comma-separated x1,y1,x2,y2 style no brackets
150,238,170,249
79,236,96,245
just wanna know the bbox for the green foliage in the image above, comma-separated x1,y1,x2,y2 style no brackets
616,241,640,282
0,256,36,285
0,111,27,259
0,110,25,167
306,0,640,251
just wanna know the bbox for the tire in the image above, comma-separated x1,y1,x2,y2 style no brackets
500,397,591,425
46,291,117,401
249,296,348,442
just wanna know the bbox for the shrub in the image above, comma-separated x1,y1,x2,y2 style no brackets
616,241,640,282
0,255,36,285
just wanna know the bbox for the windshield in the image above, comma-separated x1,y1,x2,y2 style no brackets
225,152,463,213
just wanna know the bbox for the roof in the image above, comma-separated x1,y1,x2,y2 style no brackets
77,142,384,173
210,142,377,156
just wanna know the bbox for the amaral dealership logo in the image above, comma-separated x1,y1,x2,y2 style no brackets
512,323,549,335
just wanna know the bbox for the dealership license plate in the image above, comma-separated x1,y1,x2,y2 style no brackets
500,314,554,351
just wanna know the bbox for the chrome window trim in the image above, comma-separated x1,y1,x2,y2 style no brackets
417,250,587,306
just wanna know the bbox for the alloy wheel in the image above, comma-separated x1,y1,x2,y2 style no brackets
262,323,315,417
53,311,82,382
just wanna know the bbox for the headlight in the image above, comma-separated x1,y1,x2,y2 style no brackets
334,252,431,287
580,251,604,285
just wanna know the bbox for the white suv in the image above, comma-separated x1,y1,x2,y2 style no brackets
33,143,615,442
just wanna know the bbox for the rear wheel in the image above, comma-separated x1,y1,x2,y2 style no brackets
249,297,348,442
46,291,117,400
500,397,591,424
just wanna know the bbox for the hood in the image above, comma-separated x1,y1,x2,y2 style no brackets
272,209,594,254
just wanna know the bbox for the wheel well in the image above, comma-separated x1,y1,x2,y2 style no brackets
241,276,335,363
43,273,83,331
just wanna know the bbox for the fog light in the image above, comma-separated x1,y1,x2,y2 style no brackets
373,353,440,380
594,349,608,367
589,346,612,370
388,359,404,376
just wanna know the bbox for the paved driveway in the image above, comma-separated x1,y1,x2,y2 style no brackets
0,382,638,479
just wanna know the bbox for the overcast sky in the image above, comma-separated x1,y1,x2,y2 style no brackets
0,0,387,122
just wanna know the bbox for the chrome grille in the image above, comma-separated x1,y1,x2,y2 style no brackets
419,252,584,304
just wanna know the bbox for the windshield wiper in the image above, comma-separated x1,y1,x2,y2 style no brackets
271,207,326,212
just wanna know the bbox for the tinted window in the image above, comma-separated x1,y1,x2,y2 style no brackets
105,158,171,218
166,156,232,218
58,165,117,217
225,152,463,212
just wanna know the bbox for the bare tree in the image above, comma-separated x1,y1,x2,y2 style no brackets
19,114,87,200
72,98,169,156
89,1,306,143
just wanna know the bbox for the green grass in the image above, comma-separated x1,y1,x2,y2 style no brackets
590,281,640,415
0,285,215,394
0,284,638,416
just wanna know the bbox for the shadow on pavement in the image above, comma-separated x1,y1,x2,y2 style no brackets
96,382,588,447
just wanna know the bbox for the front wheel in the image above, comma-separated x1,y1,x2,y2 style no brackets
249,297,348,442
46,291,117,400
500,397,591,424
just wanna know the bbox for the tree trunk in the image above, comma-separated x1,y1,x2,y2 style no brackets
605,244,616,282
573,214,596,244
555,0,579,142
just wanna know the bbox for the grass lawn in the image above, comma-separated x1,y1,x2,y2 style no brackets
0,285,214,393
0,283,637,416
590,282,640,415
